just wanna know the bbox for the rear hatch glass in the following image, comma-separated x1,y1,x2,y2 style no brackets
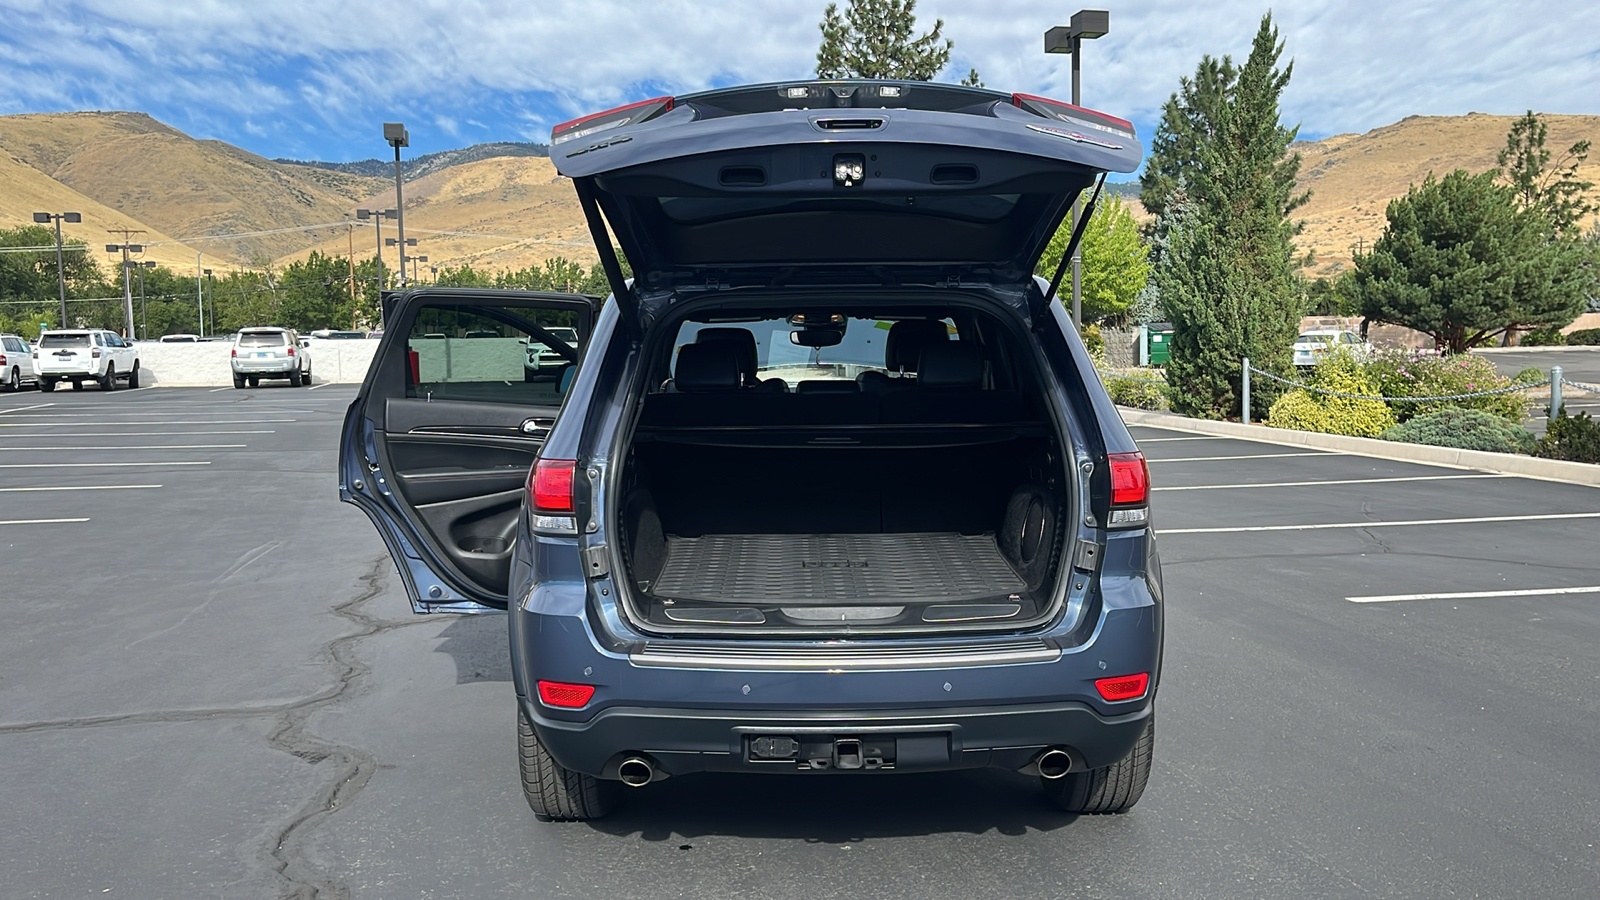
40,334,91,348
238,332,288,347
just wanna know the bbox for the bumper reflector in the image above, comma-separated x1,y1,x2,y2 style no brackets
1094,672,1150,702
537,680,596,708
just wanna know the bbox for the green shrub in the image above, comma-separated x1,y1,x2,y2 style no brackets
1361,349,1526,422
1565,328,1600,346
1081,322,1106,356
1513,366,1546,385
1535,411,1600,463
1105,372,1168,410
1380,407,1536,454
1520,326,1566,346
1267,357,1396,437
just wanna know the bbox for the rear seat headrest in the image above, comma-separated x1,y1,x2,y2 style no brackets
694,327,759,385
885,319,949,372
673,342,744,392
795,380,860,394
916,342,983,390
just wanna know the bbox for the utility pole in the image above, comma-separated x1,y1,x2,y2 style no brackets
106,228,148,339
32,211,81,328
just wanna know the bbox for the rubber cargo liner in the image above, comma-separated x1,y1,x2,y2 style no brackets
649,533,1025,605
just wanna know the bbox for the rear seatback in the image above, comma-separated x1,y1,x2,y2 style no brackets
641,339,1026,428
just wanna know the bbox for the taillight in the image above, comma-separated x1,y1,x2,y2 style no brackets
231,348,237,358
1108,451,1149,527
1095,672,1149,702
287,345,295,356
537,680,595,709
530,458,576,513
0,354,6,366
551,96,674,145
92,348,102,358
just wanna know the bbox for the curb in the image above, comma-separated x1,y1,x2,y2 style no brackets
1472,345,1600,354
1116,408,1600,488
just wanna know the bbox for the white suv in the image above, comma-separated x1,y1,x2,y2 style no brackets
34,329,141,391
231,327,312,388
1,334,41,392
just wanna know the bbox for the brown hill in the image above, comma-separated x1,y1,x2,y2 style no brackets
284,156,597,276
0,112,388,265
0,150,197,272
1292,113,1600,277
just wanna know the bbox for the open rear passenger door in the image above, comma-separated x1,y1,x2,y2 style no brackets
339,288,599,613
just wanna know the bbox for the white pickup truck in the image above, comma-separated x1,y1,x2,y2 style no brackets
34,329,141,391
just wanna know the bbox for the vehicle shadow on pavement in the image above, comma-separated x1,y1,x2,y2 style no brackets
589,768,1080,842
432,616,514,683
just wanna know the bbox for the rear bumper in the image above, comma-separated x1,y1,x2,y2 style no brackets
232,361,297,375
522,696,1151,779
36,367,100,378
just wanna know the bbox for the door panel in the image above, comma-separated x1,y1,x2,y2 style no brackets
340,288,599,613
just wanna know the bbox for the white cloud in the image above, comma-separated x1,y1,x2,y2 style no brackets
0,0,1596,160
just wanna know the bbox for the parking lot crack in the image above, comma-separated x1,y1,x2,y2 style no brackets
252,555,410,900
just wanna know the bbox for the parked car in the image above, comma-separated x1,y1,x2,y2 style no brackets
1,333,41,391
1293,328,1367,368
230,327,312,387
308,329,367,340
340,80,1162,822
159,333,201,343
33,328,141,391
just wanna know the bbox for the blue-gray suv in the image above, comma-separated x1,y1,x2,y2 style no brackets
341,80,1163,821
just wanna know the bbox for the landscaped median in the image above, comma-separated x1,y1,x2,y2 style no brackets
1115,407,1600,487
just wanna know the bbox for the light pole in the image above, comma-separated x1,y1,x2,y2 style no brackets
384,123,410,287
386,236,418,283
129,260,156,339
412,255,429,283
203,269,213,336
32,211,81,328
105,232,147,339
1045,9,1110,330
355,208,399,289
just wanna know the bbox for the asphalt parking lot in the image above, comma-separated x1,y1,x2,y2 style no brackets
2,386,1598,899
1481,347,1600,431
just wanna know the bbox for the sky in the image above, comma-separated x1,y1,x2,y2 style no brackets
0,0,1596,167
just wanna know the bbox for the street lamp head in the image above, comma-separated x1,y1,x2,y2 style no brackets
1071,9,1109,39
33,212,52,223
1044,26,1074,54
142,261,157,268
384,209,398,218
355,208,372,220
64,212,82,223
203,268,212,276
106,244,120,253
128,244,143,253
384,122,409,148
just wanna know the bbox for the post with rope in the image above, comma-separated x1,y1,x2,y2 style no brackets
1551,366,1563,419
1242,357,1251,425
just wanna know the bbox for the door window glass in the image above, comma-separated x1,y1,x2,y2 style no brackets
406,303,583,405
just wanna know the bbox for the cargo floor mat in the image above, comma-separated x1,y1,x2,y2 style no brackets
649,533,1025,605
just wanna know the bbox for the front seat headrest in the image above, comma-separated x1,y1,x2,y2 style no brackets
916,342,983,390
885,319,950,372
673,342,744,392
694,327,759,386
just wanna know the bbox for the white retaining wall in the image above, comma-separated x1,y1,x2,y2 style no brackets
133,340,381,386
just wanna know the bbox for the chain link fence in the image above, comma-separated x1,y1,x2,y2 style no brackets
1240,359,1589,424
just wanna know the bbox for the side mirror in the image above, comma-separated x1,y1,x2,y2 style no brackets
300,340,309,348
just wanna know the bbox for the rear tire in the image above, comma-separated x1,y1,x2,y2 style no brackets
100,364,115,391
233,375,245,389
127,363,140,389
517,704,616,821
288,368,302,387
248,377,259,388
4,367,17,392
39,378,56,392
1041,713,1154,814
301,366,312,386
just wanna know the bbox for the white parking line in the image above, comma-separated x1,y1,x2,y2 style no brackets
0,485,160,492
0,444,244,451
0,430,274,437
1154,474,1511,492
0,518,90,525
0,461,211,468
307,382,333,390
0,403,54,415
208,387,232,392
1347,585,1600,603
1161,511,1600,534
1147,452,1338,463
0,420,295,426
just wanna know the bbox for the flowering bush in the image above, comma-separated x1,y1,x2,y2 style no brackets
1359,349,1526,423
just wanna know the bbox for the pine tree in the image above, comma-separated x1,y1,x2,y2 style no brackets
1355,170,1592,352
1156,14,1309,420
1140,55,1235,228
1498,111,1596,236
816,0,976,83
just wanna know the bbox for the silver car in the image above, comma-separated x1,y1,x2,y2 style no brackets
231,327,312,388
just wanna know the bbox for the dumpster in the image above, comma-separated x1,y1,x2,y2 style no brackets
1146,323,1174,365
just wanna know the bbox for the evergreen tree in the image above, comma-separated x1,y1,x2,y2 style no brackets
1037,194,1150,325
1498,111,1596,236
816,0,976,84
1140,55,1236,228
1156,15,1309,420
1354,170,1592,352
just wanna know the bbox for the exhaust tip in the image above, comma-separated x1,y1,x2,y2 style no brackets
1037,748,1073,780
618,756,655,787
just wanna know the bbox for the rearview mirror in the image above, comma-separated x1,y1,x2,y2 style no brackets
790,329,843,348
